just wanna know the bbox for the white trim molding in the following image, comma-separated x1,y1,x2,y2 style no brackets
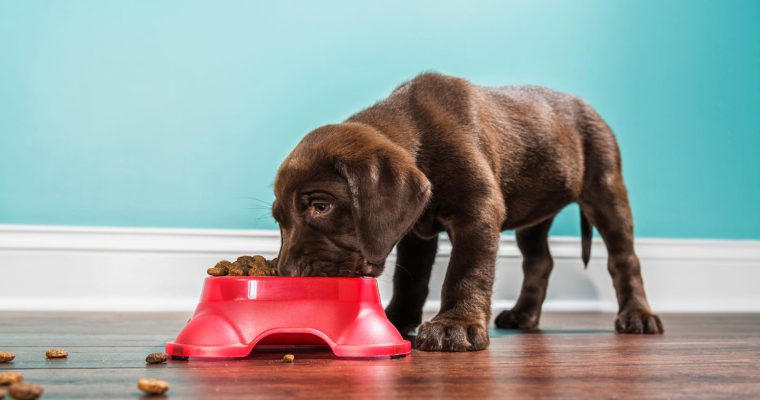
1,225,759,313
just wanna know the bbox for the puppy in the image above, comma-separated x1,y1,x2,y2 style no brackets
272,73,663,352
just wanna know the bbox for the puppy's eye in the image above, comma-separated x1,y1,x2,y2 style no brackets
309,200,332,214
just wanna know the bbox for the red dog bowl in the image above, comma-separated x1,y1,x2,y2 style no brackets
165,276,411,359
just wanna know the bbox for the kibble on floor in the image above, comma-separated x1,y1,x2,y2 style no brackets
137,378,170,395
7,382,44,400
0,352,15,363
0,372,23,385
45,349,68,359
145,353,168,364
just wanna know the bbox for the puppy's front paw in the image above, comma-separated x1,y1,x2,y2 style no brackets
615,310,664,334
494,309,539,330
414,316,489,352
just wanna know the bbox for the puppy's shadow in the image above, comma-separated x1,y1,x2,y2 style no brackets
489,328,613,337
405,328,614,345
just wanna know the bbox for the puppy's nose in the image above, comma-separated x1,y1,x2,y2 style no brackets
276,255,299,276
360,263,375,276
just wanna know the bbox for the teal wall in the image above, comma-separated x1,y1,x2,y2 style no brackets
1,1,758,239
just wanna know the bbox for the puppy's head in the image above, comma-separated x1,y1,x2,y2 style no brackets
272,123,431,277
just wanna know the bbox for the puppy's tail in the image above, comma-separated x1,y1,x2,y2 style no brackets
580,209,593,268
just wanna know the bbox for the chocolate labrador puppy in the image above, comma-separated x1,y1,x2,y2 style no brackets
272,73,663,352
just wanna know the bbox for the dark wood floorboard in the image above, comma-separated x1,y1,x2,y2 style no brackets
1,312,759,399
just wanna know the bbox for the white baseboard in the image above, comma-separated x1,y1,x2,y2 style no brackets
1,225,759,313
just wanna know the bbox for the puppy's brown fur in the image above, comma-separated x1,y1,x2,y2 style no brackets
273,73,663,352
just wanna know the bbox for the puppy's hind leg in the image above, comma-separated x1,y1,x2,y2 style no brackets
579,177,663,334
384,233,438,339
495,217,555,330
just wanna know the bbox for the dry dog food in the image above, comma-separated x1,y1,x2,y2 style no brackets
137,378,170,395
145,353,168,364
207,256,279,277
45,349,68,359
0,372,23,386
282,354,295,363
206,267,226,276
0,352,14,364
207,260,231,276
7,383,43,400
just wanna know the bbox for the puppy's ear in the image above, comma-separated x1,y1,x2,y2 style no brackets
336,150,431,264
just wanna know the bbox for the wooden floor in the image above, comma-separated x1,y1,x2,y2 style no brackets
1,312,759,399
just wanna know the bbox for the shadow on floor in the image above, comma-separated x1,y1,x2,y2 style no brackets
489,328,614,337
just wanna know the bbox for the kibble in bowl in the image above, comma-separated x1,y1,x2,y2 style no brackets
206,255,279,277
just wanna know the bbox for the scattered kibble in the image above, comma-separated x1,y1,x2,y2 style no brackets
7,382,43,400
137,378,170,395
0,372,23,386
282,354,295,363
145,353,168,364
0,352,14,364
45,349,68,359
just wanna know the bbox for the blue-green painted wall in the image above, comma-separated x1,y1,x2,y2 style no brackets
1,0,758,239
